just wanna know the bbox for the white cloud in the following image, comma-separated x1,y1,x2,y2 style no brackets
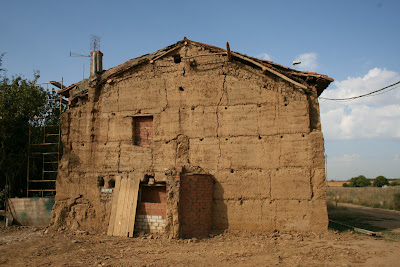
294,52,318,71
331,154,360,163
257,53,272,61
320,68,400,140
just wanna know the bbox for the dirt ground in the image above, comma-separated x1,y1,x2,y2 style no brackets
0,226,399,267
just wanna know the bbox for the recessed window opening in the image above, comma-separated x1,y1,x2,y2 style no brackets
108,179,115,188
97,177,105,187
132,116,154,147
139,185,166,203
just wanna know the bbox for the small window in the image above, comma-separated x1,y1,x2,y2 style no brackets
173,54,182,64
97,177,105,187
108,179,115,188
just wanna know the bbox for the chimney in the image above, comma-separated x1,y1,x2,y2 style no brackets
90,50,103,76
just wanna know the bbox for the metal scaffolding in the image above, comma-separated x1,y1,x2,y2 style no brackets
26,79,66,197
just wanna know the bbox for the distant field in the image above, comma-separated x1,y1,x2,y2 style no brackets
327,186,400,211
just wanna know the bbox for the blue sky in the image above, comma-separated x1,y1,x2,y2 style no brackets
1,0,399,180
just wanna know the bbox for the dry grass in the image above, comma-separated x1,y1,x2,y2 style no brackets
327,186,400,211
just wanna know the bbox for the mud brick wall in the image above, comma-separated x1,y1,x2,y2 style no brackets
52,41,329,234
180,174,213,238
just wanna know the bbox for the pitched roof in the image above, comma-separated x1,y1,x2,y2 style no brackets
59,38,333,96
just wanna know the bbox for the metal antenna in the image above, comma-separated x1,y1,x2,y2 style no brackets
69,52,90,57
90,34,101,51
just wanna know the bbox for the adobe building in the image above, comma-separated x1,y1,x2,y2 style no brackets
52,38,333,238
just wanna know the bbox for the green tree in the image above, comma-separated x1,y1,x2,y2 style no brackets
373,175,389,187
0,71,47,197
349,175,371,187
0,53,5,77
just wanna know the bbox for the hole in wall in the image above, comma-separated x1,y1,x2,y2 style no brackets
230,169,234,174
240,198,243,205
108,179,115,188
97,177,105,187
173,54,182,63
191,106,195,110
143,174,154,183
258,104,261,107
225,138,228,141
179,86,184,91
281,136,283,139
258,135,262,140
224,107,227,110
284,103,288,107
302,134,305,137
200,138,204,141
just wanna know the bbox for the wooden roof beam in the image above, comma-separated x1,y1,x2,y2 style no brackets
230,52,309,91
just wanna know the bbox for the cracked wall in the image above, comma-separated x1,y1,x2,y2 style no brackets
52,43,328,234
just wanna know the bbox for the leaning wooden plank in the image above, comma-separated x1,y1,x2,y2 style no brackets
107,176,121,236
127,179,140,237
119,178,132,237
121,178,135,237
113,176,128,236
329,219,382,236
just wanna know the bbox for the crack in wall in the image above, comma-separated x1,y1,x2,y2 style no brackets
216,75,227,168
117,142,121,172
106,116,110,144
163,79,169,110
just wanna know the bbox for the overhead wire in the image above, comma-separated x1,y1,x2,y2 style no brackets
319,80,400,101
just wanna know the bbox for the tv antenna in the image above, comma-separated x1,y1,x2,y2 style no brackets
69,34,101,79
90,34,101,51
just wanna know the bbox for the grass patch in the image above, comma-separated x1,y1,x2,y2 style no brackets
327,186,400,211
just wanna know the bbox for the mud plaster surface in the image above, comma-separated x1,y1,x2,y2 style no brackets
52,43,328,234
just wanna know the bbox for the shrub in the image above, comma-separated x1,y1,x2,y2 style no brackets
391,180,400,186
349,175,371,187
374,176,389,187
342,183,349,187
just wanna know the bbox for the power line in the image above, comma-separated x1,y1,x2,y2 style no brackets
319,80,400,101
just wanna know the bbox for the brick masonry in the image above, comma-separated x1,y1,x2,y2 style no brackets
135,186,167,233
134,116,153,147
179,174,213,238
135,214,166,233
